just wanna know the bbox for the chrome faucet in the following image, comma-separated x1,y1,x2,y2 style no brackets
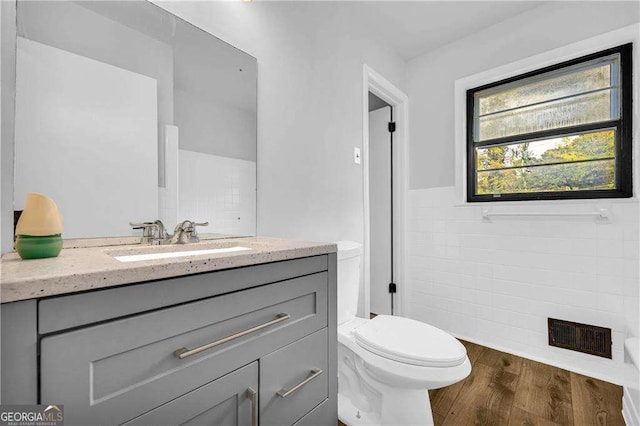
169,220,207,244
130,220,208,245
129,221,162,245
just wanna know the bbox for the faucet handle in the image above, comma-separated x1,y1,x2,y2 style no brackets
180,221,208,243
129,222,150,227
130,222,160,244
190,222,208,239
130,222,158,234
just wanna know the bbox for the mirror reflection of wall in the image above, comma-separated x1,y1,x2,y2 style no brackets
13,0,257,239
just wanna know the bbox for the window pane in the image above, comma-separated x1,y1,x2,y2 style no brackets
476,159,615,195
477,90,613,141
476,130,615,171
477,62,614,116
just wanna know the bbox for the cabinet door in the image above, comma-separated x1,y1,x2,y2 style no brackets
260,329,328,426
123,362,258,426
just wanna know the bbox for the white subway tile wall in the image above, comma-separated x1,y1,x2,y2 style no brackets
407,186,639,384
178,150,256,236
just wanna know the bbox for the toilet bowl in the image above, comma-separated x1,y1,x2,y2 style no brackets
336,241,471,425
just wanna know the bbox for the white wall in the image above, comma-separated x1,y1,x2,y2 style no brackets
14,37,158,238
175,88,256,161
0,0,3,250
0,0,16,254
406,2,640,384
156,1,406,245
18,1,174,126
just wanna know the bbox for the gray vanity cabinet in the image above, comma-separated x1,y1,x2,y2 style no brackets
2,254,338,426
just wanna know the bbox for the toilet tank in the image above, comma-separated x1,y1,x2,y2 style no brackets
336,241,362,325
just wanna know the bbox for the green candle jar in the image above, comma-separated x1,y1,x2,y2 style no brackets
15,234,63,260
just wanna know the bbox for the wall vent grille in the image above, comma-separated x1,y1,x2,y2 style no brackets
548,318,611,358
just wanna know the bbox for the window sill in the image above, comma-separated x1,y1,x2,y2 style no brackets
452,196,639,208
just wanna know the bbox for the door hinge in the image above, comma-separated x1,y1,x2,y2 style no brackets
388,122,396,133
388,283,397,293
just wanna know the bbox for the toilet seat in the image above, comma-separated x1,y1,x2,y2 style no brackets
354,315,467,367
338,317,472,390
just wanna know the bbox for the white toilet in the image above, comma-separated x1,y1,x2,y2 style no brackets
336,241,471,425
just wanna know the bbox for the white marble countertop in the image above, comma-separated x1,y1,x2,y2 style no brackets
1,237,336,303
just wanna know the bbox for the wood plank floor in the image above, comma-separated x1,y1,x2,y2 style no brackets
430,340,624,426
339,339,624,426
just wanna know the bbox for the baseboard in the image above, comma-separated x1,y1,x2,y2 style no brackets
452,333,623,386
623,387,639,426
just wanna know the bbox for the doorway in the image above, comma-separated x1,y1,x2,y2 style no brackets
368,95,393,316
362,65,409,319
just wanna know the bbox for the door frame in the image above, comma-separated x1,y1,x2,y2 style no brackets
362,64,409,318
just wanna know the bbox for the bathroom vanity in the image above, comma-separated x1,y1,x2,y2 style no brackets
0,2,338,423
1,238,337,426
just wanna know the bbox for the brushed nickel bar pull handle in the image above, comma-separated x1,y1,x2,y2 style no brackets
277,368,323,398
174,313,290,359
246,387,257,426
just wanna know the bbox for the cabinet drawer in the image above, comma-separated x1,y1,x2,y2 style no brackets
41,272,327,426
293,400,329,426
38,256,328,334
260,328,328,426
123,362,258,426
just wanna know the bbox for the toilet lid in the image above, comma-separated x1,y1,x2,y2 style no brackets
354,315,467,367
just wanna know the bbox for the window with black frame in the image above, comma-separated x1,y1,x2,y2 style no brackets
467,43,633,202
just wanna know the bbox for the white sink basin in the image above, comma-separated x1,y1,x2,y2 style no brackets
113,246,252,263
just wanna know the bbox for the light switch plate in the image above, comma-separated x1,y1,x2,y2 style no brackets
354,147,361,164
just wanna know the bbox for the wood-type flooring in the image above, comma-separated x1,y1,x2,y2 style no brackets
430,340,624,426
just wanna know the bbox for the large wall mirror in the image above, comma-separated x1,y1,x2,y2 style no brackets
13,0,257,239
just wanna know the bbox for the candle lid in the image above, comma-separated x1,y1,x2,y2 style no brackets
15,192,64,236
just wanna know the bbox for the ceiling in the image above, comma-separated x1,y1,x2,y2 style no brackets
335,1,545,61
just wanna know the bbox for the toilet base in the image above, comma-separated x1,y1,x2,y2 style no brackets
338,393,381,425
338,388,434,426
338,340,435,425
379,386,433,426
